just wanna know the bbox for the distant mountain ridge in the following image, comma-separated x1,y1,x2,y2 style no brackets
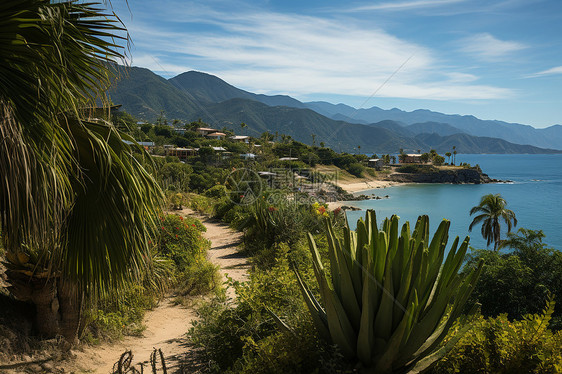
169,71,305,108
304,101,562,150
106,65,562,154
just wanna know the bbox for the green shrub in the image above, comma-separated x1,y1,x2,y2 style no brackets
464,228,562,329
188,255,344,374
84,284,157,341
175,260,221,297
204,184,228,199
431,298,562,374
188,193,215,215
156,214,207,272
239,193,337,259
346,162,364,177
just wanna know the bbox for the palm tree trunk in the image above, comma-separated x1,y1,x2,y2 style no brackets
57,281,82,344
30,279,61,338
6,270,61,337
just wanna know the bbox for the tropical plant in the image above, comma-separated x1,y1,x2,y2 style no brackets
452,146,457,166
469,193,517,249
0,0,163,342
294,210,483,373
431,296,562,374
465,228,562,329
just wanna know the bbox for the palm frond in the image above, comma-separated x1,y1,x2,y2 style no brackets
59,118,163,296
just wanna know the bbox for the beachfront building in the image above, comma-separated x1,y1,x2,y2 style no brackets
368,158,384,169
404,154,423,163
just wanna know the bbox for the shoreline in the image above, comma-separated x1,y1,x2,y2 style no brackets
327,179,407,210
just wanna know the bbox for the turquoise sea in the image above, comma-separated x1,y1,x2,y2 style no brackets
344,154,562,250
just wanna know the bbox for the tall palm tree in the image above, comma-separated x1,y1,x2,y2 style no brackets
469,193,517,250
1,0,162,342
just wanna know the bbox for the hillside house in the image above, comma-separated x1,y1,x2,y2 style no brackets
166,147,197,160
240,153,257,160
279,157,298,161
196,127,218,136
206,132,226,140
123,140,155,151
231,135,250,143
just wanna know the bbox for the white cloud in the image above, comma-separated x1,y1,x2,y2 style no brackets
127,54,190,76
121,5,514,101
348,0,467,12
530,66,562,77
459,33,527,61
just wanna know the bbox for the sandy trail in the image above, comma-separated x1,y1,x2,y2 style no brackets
181,208,249,299
61,208,248,373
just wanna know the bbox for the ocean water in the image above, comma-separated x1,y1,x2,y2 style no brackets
344,154,562,250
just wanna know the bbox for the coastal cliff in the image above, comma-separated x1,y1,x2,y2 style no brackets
385,166,497,184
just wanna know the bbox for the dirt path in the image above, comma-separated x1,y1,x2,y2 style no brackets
180,208,249,299
61,209,248,373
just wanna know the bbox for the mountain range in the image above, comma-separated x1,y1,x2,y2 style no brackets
106,65,562,154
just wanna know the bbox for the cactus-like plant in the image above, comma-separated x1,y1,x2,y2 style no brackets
296,210,483,373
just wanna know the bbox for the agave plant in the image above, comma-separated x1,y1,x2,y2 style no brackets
296,210,483,373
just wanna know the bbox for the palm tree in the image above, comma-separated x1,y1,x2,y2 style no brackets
469,194,517,250
452,146,457,165
1,0,162,342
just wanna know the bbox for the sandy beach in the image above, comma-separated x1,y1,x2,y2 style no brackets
336,179,404,193
327,179,406,210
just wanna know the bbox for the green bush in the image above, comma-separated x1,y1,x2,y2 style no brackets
188,254,349,374
346,162,364,177
205,184,228,199
84,283,157,341
188,193,215,215
431,298,562,374
175,260,221,297
238,193,341,265
156,214,207,272
464,228,562,329
397,164,437,174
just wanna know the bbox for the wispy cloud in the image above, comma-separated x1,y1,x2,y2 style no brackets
347,0,467,12
459,33,527,61
529,66,562,77
128,54,192,76
121,4,514,101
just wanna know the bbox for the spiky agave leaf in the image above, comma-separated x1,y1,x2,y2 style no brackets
298,210,482,373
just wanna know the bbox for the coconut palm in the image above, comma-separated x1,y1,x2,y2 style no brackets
469,193,517,250
1,0,162,342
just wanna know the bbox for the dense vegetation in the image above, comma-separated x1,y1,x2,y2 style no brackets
2,2,562,373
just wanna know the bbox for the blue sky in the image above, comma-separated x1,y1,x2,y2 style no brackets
110,0,562,128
